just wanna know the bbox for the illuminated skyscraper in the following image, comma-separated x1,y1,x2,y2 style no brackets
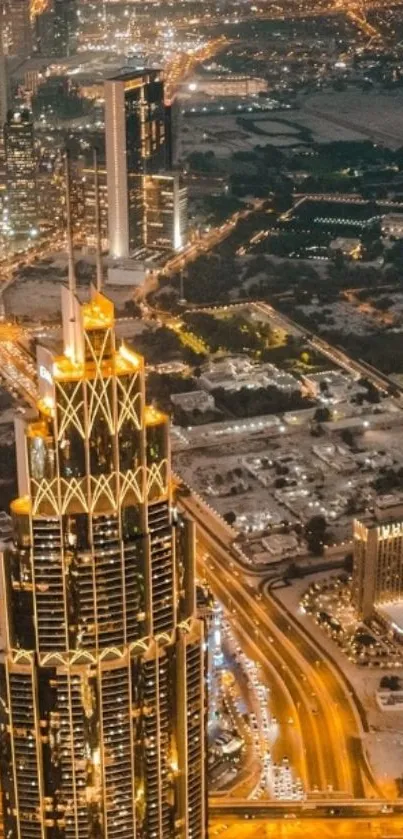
353,498,403,620
0,254,207,836
53,0,78,56
5,107,37,235
81,160,109,249
7,0,32,58
0,11,8,187
105,69,170,258
144,172,188,251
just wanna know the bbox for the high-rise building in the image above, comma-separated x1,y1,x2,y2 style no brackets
7,0,32,58
0,12,8,189
35,0,78,56
81,161,109,248
165,98,181,167
0,14,7,127
353,497,403,619
0,277,207,838
5,107,37,235
53,0,78,56
105,69,169,258
144,172,188,251
35,8,55,55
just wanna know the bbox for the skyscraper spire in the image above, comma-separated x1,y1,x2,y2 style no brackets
93,146,103,292
64,148,76,295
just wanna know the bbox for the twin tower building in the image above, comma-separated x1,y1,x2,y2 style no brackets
0,284,207,837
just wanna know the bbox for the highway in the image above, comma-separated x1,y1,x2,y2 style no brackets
179,491,380,802
155,199,266,282
195,534,355,797
0,229,74,406
164,37,227,103
210,799,403,817
224,599,308,790
0,326,37,406
173,0,402,30
0,229,66,289
208,814,403,839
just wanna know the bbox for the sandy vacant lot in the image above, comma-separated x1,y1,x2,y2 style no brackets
293,88,403,148
180,89,403,160
5,274,133,322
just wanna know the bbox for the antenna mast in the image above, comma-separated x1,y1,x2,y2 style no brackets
65,149,76,295
93,147,103,292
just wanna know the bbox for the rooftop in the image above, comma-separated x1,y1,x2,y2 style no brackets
145,404,167,427
82,292,114,331
106,67,162,84
376,601,403,635
355,495,403,528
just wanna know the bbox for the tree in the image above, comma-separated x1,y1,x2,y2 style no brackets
341,429,355,447
346,496,358,515
286,562,304,580
362,379,381,404
314,406,331,423
305,515,327,555
380,675,401,691
124,299,141,318
272,190,293,213
223,511,236,526
343,552,353,573
331,250,345,273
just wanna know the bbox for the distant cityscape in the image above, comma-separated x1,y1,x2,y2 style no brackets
2,1,403,839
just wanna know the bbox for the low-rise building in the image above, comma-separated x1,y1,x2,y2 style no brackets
302,369,355,402
171,390,215,414
200,357,299,394
185,74,268,98
382,213,403,238
329,237,361,257
261,532,300,559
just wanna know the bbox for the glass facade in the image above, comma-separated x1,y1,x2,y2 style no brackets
0,289,207,839
53,0,78,56
124,72,168,252
144,173,188,251
106,69,174,257
7,0,32,58
5,107,37,235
